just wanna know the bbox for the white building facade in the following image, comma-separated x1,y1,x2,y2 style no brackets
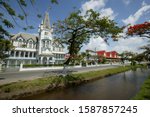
6,12,65,66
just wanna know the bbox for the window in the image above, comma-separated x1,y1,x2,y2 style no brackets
45,32,48,35
45,40,49,48
42,40,45,47
34,52,36,57
29,41,33,48
21,52,24,57
49,57,52,60
10,51,14,56
18,39,23,47
16,51,19,57
25,52,28,57
30,52,32,57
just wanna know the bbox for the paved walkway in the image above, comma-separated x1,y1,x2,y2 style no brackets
0,64,122,85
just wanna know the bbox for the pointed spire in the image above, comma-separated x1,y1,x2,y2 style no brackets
43,12,50,29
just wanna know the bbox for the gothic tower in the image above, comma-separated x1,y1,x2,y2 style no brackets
38,12,53,64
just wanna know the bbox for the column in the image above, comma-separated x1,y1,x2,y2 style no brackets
52,57,55,64
6,60,10,68
19,51,21,58
28,52,30,58
47,57,49,65
14,51,16,57
24,51,25,58
32,52,34,58
40,57,43,64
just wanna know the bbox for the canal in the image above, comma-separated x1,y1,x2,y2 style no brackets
22,68,150,100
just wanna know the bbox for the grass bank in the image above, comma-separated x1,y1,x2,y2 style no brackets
133,75,150,100
0,65,145,99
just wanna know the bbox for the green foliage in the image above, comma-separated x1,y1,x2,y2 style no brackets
37,14,42,18
28,25,34,29
133,75,150,100
1,1,16,16
51,0,58,4
54,9,122,65
2,19,14,28
18,14,25,20
139,41,150,61
0,0,58,38
0,38,13,60
19,0,27,7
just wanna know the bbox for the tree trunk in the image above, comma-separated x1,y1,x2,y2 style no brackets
62,57,71,76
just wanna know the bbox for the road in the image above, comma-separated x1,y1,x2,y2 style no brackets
0,64,121,85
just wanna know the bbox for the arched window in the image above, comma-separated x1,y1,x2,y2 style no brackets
27,40,33,48
18,39,23,47
42,40,45,47
29,41,33,48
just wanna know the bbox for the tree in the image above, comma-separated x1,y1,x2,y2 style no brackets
53,9,122,66
127,22,150,38
0,38,13,63
119,51,135,64
133,53,145,64
140,41,150,61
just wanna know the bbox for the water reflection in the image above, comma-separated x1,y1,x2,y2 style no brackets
21,68,150,100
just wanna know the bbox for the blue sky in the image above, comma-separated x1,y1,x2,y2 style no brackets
2,0,150,53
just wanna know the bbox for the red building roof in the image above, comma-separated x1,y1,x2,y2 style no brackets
96,50,106,56
97,50,118,59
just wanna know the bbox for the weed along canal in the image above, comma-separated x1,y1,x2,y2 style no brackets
21,68,150,100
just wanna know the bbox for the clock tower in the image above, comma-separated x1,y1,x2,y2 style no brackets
38,12,54,64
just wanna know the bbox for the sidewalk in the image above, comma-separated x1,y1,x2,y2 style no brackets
0,64,121,85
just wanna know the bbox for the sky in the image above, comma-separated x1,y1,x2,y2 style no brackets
2,0,150,53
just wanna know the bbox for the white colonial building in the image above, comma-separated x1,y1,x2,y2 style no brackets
6,12,65,66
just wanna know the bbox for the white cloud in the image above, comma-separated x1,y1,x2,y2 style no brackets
81,0,117,20
81,36,108,51
142,1,147,7
81,0,117,52
81,0,106,13
122,2,150,25
100,8,117,20
111,37,147,53
122,0,132,5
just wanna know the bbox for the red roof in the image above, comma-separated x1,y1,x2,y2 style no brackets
97,50,118,58
96,50,106,56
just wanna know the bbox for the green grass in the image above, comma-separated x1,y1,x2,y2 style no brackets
133,75,150,100
0,64,146,99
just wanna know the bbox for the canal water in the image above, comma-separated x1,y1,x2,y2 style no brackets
22,68,150,100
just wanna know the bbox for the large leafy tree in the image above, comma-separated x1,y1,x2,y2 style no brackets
53,10,122,65
127,22,150,38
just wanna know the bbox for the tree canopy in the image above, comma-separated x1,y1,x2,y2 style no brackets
0,0,58,38
0,38,13,62
127,22,150,38
53,10,122,65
